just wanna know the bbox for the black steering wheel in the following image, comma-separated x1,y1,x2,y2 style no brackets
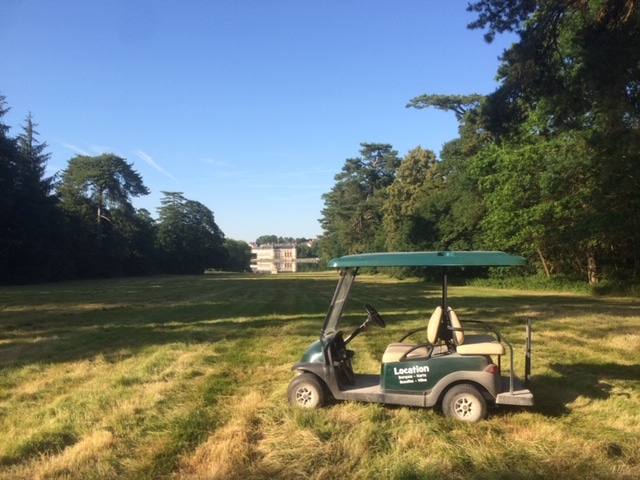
364,303,386,328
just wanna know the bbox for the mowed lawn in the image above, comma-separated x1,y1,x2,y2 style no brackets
0,272,639,479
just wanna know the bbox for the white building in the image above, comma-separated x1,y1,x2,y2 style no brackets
250,244,297,273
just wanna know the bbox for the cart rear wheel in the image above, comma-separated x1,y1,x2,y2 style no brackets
442,384,487,423
287,373,326,408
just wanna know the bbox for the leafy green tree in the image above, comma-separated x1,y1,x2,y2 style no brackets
58,153,149,238
423,138,488,252
119,208,158,275
255,235,279,245
223,239,251,272
466,0,640,282
156,192,226,274
319,143,400,259
470,1,640,135
296,240,318,259
405,1,639,282
255,235,306,246
406,94,484,121
57,153,149,276
406,94,493,253
382,146,439,251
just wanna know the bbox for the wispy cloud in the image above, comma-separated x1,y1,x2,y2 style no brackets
135,150,179,183
59,142,119,157
60,142,90,156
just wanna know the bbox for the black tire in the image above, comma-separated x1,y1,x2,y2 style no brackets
442,384,487,423
287,373,326,408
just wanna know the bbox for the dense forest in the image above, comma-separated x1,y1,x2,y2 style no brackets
0,105,252,283
318,0,640,285
2,0,639,285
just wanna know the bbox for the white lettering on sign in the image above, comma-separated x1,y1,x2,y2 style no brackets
393,365,430,375
393,365,430,384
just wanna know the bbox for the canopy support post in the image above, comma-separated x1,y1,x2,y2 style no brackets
442,266,448,312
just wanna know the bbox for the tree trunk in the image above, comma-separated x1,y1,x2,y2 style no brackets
96,204,102,246
96,187,104,246
587,251,598,285
536,247,551,279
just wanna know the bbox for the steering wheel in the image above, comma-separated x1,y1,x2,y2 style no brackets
364,303,386,328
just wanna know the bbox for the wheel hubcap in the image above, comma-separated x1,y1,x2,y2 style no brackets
296,387,314,405
454,397,474,418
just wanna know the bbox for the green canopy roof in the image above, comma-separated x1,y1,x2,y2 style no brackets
327,251,526,268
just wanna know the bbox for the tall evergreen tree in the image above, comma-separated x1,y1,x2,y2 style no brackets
0,95,20,282
156,192,226,274
319,143,400,260
16,113,55,195
57,153,149,276
58,153,149,237
0,101,61,282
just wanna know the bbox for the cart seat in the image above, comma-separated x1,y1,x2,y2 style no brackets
382,343,432,362
448,307,504,356
382,307,443,363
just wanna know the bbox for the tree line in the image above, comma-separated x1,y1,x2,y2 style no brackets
3,0,638,285
0,101,251,283
318,1,640,285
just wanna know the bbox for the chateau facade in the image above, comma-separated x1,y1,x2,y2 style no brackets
250,244,297,273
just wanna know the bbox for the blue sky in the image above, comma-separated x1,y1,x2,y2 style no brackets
1,1,514,242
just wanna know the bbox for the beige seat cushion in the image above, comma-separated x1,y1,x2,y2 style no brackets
456,338,505,355
448,307,504,356
426,306,443,344
382,307,443,363
382,343,432,363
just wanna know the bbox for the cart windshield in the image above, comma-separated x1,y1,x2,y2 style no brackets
321,268,357,335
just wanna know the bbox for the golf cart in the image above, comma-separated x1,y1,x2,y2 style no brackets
287,251,534,423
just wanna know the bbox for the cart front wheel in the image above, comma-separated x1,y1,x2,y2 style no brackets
442,384,487,423
287,373,326,408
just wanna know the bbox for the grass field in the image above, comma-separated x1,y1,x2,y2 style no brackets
1,272,639,479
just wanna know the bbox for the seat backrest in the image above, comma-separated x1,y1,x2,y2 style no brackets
447,307,465,345
426,306,443,344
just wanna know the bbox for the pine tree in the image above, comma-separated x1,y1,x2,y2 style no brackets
0,99,60,282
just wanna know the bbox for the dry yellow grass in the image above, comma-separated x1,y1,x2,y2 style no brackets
1,274,639,479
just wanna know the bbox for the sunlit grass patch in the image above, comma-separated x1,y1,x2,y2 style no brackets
0,273,639,479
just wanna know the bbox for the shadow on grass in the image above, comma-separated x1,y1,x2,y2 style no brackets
527,362,640,417
0,308,326,369
0,274,342,368
2,273,638,370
